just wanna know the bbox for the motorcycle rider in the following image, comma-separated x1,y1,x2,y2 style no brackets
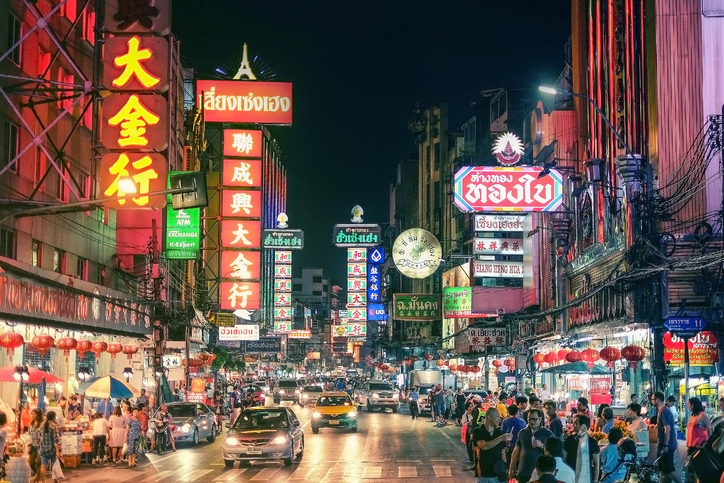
150,403,176,452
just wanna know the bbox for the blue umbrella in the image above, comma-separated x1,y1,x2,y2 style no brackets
38,378,46,412
77,375,141,399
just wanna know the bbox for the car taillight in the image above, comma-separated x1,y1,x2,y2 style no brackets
169,425,175,431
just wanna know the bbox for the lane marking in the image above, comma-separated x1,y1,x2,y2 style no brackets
287,466,314,480
433,465,453,477
398,466,418,478
138,469,176,483
361,466,382,478
184,469,213,480
249,467,281,481
212,468,248,481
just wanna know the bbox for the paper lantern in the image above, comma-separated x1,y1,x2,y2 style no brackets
76,339,93,358
121,344,138,361
107,342,123,360
56,337,78,359
599,346,621,368
504,358,515,369
621,345,646,369
436,359,445,367
0,332,24,357
380,364,390,371
492,359,503,368
449,363,458,371
91,341,108,359
473,365,481,373
544,352,558,364
581,348,600,369
557,348,572,360
565,350,582,363
533,352,546,364
31,334,54,358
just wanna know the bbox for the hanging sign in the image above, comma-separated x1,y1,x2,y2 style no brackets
663,331,719,366
333,224,381,247
100,153,167,209
218,324,260,341
219,282,261,311
590,376,612,405
262,230,304,249
347,248,367,262
219,220,261,248
165,206,201,259
103,36,170,92
348,278,367,292
468,328,507,349
393,294,440,320
196,80,293,124
347,323,367,337
473,260,525,278
221,190,262,218
443,287,488,318
220,250,261,280
473,215,526,232
392,228,442,279
223,129,263,158
473,237,524,255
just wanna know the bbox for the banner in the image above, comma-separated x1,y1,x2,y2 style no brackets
663,331,719,366
393,294,441,320
590,376,612,405
218,324,259,341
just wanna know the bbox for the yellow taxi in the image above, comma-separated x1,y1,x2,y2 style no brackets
311,392,358,434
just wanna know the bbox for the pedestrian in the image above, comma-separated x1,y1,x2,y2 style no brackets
96,398,113,420
666,395,679,425
472,407,511,483
600,428,629,483
654,391,682,483
540,401,560,439
516,396,529,417
462,401,475,465
91,412,109,464
429,385,437,422
408,386,420,420
455,388,466,425
686,397,711,460
508,408,553,483
600,407,614,434
576,397,594,421
435,384,446,425
136,389,150,408
28,408,43,480
38,411,60,483
529,437,575,483
213,392,225,429
502,404,527,469
444,389,453,420
108,405,126,463
20,403,32,433
124,407,141,467
592,404,609,432
627,403,647,432
530,455,560,483
137,403,149,441
562,414,600,483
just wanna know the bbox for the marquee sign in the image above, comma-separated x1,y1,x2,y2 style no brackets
473,260,525,278
288,330,312,339
196,80,293,124
223,129,263,158
453,166,563,212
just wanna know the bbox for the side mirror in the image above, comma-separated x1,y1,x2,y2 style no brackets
292,420,300,427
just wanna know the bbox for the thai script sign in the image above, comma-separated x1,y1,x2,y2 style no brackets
468,328,507,349
262,230,304,249
245,337,282,353
516,318,556,340
393,294,441,320
392,228,442,279
473,237,524,255
218,324,260,341
590,376,612,405
333,224,381,247
453,166,563,212
223,129,263,157
213,312,235,327
443,287,488,318
473,215,527,232
473,260,525,278
196,80,293,124
663,331,719,366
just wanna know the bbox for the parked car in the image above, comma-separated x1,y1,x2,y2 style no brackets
311,392,358,433
299,385,324,407
148,402,216,446
222,406,304,467
273,379,301,403
354,380,400,412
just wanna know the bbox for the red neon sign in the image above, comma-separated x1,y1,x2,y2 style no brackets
197,80,292,124
220,190,262,218
219,220,261,248
222,159,262,188
223,130,263,158
220,250,261,280
219,281,261,311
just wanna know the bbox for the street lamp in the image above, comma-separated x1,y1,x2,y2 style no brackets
122,367,133,383
77,366,92,382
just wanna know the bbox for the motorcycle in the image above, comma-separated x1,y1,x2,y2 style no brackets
151,418,169,455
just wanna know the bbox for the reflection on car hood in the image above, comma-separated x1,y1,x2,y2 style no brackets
172,416,195,425
231,428,286,439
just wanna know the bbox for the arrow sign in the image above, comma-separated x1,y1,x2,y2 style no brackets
664,316,707,334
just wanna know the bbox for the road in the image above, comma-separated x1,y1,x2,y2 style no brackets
60,405,474,482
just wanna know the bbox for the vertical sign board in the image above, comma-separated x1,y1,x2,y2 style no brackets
367,246,383,305
273,250,292,333
165,171,201,259
347,248,367,338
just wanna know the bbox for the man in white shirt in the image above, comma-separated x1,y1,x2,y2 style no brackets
529,437,575,483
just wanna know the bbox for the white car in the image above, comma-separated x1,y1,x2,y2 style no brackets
273,379,301,403
299,385,324,407
355,380,400,412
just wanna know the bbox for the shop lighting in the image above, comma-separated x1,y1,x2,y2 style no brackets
13,365,29,383
77,366,92,382
122,367,133,382
576,337,594,343
613,329,649,339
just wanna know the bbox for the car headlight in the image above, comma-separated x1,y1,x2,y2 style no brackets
271,435,288,444
225,437,239,446
312,412,322,419
181,423,191,433
372,393,379,399
302,394,309,399
279,389,285,394
347,411,357,418
294,390,300,394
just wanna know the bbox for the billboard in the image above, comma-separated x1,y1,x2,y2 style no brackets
246,337,282,353
473,260,525,278
393,294,441,320
197,80,292,124
218,325,259,341
453,166,563,212
223,129,263,157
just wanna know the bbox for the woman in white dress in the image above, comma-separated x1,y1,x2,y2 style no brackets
108,405,126,463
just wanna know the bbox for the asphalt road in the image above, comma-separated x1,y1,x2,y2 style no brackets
59,404,474,482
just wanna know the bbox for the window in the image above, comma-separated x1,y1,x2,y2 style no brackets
312,276,322,283
57,166,69,202
99,266,106,286
57,68,74,111
312,290,322,296
2,121,19,172
7,14,21,65
76,257,88,280
79,172,90,198
34,147,46,186
31,240,41,267
0,229,15,259
292,284,302,292
82,8,95,45
53,248,66,273
61,0,77,22
37,49,50,78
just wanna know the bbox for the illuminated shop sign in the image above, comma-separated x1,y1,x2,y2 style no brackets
220,250,261,280
196,80,293,124
219,282,261,311
222,160,262,188
223,129,263,158
221,190,262,218
472,261,525,278
100,153,167,208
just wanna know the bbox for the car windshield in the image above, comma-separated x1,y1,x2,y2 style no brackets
418,388,431,395
369,383,393,391
278,381,298,388
316,396,353,407
303,386,322,392
166,405,199,418
234,411,288,430
245,386,261,392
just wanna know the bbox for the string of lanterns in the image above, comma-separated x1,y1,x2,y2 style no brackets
532,345,646,369
0,329,143,362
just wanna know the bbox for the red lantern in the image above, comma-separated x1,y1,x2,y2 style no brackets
621,345,646,369
581,348,600,369
492,359,503,368
533,352,546,364
0,332,24,357
557,348,572,360
544,352,557,364
436,359,445,367
425,354,433,361
31,334,54,358
107,342,123,360
121,344,138,361
76,339,93,359
91,341,108,359
449,363,458,371
187,358,203,368
504,358,516,370
565,350,582,363
599,346,621,368
380,364,389,371
56,337,78,359
473,365,481,373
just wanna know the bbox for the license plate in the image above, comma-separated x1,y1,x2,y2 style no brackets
246,446,262,454
329,420,339,425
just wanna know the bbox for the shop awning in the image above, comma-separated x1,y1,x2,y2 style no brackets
540,362,610,374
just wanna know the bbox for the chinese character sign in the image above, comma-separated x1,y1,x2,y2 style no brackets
100,153,167,208
104,0,171,35
393,294,441,321
348,278,367,292
220,220,261,248
221,190,262,218
103,36,169,92
274,321,291,333
347,248,367,262
222,159,262,188
223,129,263,158
219,282,261,311
274,251,292,264
347,323,366,337
220,250,261,280
347,263,367,276
274,307,291,320
367,264,381,303
347,292,367,307
473,237,525,255
467,327,507,348
101,94,169,150
274,279,291,292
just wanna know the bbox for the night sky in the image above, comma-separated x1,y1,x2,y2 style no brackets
172,1,572,285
